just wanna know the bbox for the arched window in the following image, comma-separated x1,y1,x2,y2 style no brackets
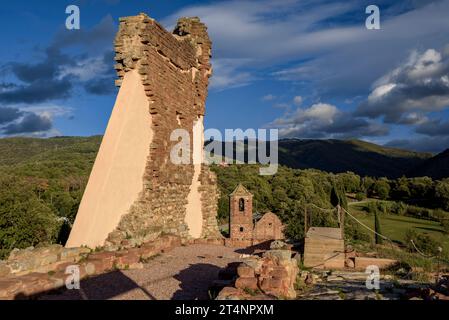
240,227,244,232
239,198,245,212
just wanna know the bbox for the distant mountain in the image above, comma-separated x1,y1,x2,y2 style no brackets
276,139,432,178
0,136,440,179
0,136,102,166
209,138,432,178
408,149,449,180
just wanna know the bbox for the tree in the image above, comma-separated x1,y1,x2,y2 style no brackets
330,182,348,210
355,192,365,201
391,176,410,200
435,179,449,211
0,175,60,259
373,179,390,200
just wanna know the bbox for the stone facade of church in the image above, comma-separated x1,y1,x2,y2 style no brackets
227,184,284,246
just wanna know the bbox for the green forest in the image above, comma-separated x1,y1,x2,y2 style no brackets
1,136,449,264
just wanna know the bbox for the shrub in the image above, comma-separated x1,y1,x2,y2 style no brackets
355,192,365,201
440,219,449,235
373,179,390,200
0,175,60,259
405,229,439,256
345,218,371,243
391,201,407,215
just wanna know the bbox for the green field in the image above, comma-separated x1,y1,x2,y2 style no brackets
348,202,449,254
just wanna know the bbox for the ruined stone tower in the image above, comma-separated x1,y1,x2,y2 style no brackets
229,184,254,240
66,13,221,249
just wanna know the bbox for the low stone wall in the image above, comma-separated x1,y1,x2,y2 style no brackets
217,248,299,300
0,245,91,277
0,235,181,300
354,257,398,270
192,238,226,246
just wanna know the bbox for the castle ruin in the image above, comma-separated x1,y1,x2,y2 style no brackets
66,13,221,249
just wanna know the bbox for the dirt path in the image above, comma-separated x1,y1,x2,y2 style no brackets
39,244,242,300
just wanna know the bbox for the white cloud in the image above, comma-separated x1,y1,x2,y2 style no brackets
59,56,109,82
18,104,74,119
271,102,388,139
368,83,397,101
209,58,255,90
293,95,303,106
300,103,338,124
262,94,276,101
357,46,449,123
163,0,449,92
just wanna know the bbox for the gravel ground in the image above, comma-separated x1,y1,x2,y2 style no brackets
39,244,243,300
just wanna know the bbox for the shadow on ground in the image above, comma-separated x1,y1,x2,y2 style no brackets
234,240,272,255
171,263,222,300
23,263,227,300
30,270,156,300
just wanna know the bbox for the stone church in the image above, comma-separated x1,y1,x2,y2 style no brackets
227,184,284,246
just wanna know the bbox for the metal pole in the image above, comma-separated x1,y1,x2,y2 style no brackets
304,205,308,236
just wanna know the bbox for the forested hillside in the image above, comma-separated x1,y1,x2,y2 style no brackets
0,136,448,259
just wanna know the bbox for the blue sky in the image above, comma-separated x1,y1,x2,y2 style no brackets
0,0,449,153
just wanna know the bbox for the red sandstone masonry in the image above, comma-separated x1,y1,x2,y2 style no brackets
105,13,221,247
217,249,299,300
0,235,181,300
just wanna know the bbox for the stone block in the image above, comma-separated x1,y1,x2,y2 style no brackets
235,277,258,291
263,250,291,263
0,278,22,299
83,263,96,276
216,287,242,300
0,262,11,277
237,265,255,278
59,247,91,261
345,258,355,269
139,244,159,259
270,266,289,279
84,257,114,274
115,250,140,269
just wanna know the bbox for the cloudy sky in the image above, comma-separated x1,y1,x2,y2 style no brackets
1,0,449,153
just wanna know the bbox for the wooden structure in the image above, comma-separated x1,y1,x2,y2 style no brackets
303,205,345,269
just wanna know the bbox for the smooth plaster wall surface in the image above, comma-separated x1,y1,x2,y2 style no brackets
66,70,152,248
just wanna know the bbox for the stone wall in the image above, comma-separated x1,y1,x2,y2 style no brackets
67,13,221,249
253,212,285,241
0,235,181,300
0,246,91,278
229,195,253,240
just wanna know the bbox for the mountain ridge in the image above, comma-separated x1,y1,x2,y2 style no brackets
0,136,445,178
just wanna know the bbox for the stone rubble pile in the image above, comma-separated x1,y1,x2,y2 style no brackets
217,244,299,300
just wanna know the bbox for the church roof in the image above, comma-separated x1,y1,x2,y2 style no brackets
256,211,282,223
230,183,253,197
